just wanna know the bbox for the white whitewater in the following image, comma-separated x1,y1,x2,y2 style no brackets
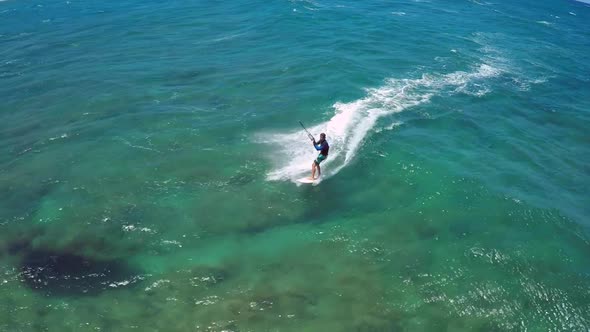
260,64,501,183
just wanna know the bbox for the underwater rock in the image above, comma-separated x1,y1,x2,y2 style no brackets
19,248,140,296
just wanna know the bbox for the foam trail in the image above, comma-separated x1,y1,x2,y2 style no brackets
260,64,500,182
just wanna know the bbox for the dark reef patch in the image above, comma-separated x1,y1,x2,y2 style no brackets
19,249,141,297
0,178,54,221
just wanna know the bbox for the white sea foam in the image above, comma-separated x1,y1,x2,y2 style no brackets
536,20,552,26
512,76,548,91
259,64,501,182
201,32,246,44
375,121,403,133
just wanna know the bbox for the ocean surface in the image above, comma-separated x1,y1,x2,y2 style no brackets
1,0,589,331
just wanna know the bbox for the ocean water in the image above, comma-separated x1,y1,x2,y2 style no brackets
1,0,589,330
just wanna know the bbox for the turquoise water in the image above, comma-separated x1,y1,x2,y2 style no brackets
1,0,590,330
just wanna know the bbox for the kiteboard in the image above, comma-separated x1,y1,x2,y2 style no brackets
296,177,320,184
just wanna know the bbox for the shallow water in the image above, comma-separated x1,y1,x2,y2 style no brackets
1,0,590,331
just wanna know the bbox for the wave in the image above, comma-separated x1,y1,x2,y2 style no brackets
259,64,501,183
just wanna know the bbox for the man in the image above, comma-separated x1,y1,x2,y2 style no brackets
310,133,329,180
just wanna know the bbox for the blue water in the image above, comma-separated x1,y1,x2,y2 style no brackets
1,0,590,330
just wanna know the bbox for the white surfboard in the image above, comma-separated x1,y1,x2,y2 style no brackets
296,177,320,184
